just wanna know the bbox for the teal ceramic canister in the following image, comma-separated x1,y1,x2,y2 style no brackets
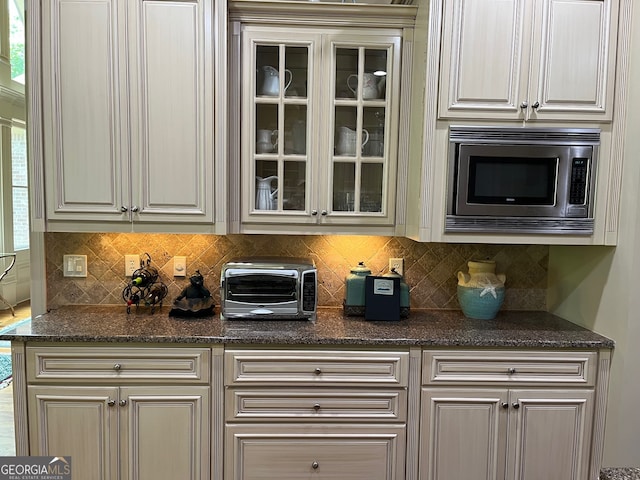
344,261,372,316
456,260,506,320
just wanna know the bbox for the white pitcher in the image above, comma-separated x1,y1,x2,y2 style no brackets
336,126,369,156
258,66,293,96
256,129,278,153
347,73,384,99
256,176,278,210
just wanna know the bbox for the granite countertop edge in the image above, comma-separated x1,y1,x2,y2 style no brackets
0,305,615,349
600,467,640,480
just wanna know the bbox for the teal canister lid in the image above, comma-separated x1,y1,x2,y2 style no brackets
345,261,371,307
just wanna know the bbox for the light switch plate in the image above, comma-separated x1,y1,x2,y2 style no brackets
63,255,88,277
173,256,187,277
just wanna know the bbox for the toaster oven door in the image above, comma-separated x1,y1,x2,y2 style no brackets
223,270,299,317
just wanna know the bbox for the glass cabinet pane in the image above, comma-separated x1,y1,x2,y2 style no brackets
335,48,358,99
285,46,308,98
363,107,385,157
284,104,307,155
361,163,383,212
255,160,278,210
364,49,388,100
256,104,278,154
333,162,356,212
283,161,306,210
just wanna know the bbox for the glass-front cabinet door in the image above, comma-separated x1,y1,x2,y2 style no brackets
241,26,401,229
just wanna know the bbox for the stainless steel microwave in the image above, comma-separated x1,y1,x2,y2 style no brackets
446,126,600,235
220,256,317,320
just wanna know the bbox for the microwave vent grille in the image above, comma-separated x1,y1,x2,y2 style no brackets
449,126,600,145
445,216,594,235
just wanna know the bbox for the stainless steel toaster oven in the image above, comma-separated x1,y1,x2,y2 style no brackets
220,256,317,320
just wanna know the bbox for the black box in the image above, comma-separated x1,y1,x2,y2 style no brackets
365,276,401,321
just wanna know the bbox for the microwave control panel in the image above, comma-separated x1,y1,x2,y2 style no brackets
569,158,589,205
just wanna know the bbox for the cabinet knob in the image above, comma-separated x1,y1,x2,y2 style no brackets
113,363,122,371
311,461,319,469
107,399,116,407
313,403,321,411
120,206,128,213
314,367,322,375
512,402,520,409
131,206,140,213
119,399,127,407
520,101,528,109
311,210,318,216
501,402,509,409
507,367,516,374
532,101,540,109
321,210,328,216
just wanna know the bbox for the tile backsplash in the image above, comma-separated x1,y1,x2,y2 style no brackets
45,233,548,311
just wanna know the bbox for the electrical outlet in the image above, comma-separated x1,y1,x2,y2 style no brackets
125,255,140,276
63,254,88,277
173,256,187,277
389,257,404,276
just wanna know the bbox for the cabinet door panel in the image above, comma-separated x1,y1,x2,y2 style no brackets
438,0,530,119
530,0,617,120
43,0,125,220
420,388,508,480
507,389,594,480
128,0,213,223
121,386,210,480
27,386,119,480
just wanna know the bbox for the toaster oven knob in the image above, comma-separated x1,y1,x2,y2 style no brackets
314,367,322,375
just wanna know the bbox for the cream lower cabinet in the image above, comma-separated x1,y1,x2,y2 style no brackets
36,0,218,231
224,348,409,479
419,349,607,480
24,345,212,480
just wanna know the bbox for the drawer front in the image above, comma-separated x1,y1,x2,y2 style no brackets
422,350,597,386
227,424,405,480
226,388,407,422
225,349,409,387
27,346,210,384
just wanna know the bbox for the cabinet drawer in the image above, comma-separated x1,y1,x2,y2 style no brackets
226,388,407,422
422,350,597,386
225,349,408,387
27,346,210,384
226,424,405,480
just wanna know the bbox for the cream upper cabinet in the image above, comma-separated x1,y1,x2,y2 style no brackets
438,0,619,122
39,0,220,232
239,26,402,232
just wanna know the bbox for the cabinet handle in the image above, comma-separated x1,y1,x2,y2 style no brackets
501,402,509,409
119,399,127,407
507,367,516,374
512,402,520,409
311,210,318,216
532,101,540,109
321,210,327,216
113,363,122,371
120,206,128,213
311,461,319,469
313,403,321,411
107,399,116,407
314,367,322,375
520,101,528,109
131,206,140,213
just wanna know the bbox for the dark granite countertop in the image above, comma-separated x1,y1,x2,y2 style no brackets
601,468,640,480
0,305,614,348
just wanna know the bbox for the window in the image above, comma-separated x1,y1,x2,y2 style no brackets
9,0,25,84
11,123,28,250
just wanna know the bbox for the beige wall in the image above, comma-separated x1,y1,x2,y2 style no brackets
548,2,640,466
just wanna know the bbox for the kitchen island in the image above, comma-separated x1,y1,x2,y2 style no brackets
1,306,613,480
